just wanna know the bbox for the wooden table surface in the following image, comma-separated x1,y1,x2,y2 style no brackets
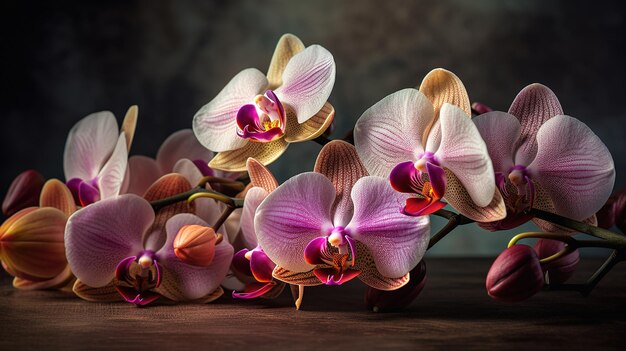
1,258,625,350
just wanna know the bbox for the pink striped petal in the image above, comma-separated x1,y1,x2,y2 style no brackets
125,155,161,196
435,104,495,207
64,111,119,181
157,129,214,173
508,83,563,166
255,172,335,273
274,45,336,123
240,187,269,248
314,140,368,227
65,194,152,287
97,133,128,200
354,89,434,178
193,68,268,152
156,213,234,300
346,176,430,278
528,115,615,220
473,111,521,173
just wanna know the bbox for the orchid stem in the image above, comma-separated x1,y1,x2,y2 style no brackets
150,187,244,211
213,205,236,232
529,208,626,248
428,208,474,249
581,250,623,296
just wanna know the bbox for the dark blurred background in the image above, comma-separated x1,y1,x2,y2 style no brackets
1,0,624,255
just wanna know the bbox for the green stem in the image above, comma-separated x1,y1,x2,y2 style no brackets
529,208,626,248
150,187,206,212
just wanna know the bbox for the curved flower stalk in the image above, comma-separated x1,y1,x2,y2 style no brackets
64,106,138,206
354,68,505,222
193,33,336,172
66,174,233,305
126,129,239,196
473,84,615,231
0,179,76,290
255,141,430,304
231,158,285,300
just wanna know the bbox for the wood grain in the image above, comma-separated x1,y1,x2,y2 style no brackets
1,258,625,350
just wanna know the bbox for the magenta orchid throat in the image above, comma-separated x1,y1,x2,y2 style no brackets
2,33,624,311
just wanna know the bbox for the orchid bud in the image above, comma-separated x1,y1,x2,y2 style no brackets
173,225,220,267
2,170,45,216
486,245,544,302
365,260,427,312
534,239,579,284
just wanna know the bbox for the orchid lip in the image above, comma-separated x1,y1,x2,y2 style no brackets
236,90,286,142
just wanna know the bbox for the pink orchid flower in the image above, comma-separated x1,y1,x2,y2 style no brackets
231,158,286,299
126,129,238,196
473,84,615,230
255,141,430,293
354,69,502,222
193,34,336,172
65,176,234,305
64,107,137,206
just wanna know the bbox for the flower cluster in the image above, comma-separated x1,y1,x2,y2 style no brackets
1,33,621,310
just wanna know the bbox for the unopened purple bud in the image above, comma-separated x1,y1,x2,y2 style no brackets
596,189,626,233
2,170,45,216
534,239,579,284
486,245,544,302
365,260,427,312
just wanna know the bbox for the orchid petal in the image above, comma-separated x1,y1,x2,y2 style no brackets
246,158,278,192
346,176,430,278
232,281,278,299
249,249,275,283
303,237,328,266
65,194,152,287
193,68,268,152
13,265,73,291
354,88,434,178
313,268,360,285
143,174,193,251
267,33,305,89
97,133,128,200
232,249,253,277
314,140,368,227
274,45,336,124
125,156,161,196
284,101,335,143
2,170,45,217
121,105,138,152
435,103,495,207
508,83,563,165
255,172,335,273
528,115,615,220
209,137,289,172
0,207,67,281
72,279,122,302
353,241,411,290
64,111,119,181
78,181,100,206
272,266,322,286
172,158,204,187
155,213,234,301
389,161,421,194
418,68,471,142
403,197,447,216
157,129,214,173
241,187,269,248
39,179,76,217
473,111,521,173
443,169,506,222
